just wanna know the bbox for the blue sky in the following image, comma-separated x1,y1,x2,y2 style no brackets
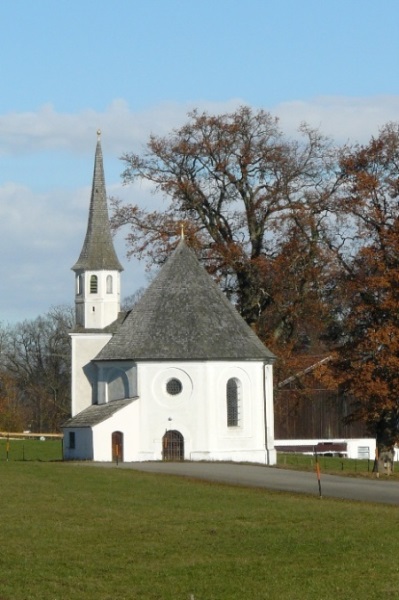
1,0,399,322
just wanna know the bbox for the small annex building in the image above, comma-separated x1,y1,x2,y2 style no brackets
62,134,277,465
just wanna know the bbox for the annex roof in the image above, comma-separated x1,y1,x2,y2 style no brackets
72,132,123,272
95,239,275,362
62,397,136,428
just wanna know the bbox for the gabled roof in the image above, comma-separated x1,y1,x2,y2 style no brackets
62,397,136,428
95,239,275,362
72,133,123,272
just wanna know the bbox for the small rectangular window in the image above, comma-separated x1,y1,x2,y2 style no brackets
69,431,76,449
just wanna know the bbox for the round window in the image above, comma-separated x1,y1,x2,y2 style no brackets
166,378,183,396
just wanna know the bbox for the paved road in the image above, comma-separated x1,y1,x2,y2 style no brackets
109,461,399,506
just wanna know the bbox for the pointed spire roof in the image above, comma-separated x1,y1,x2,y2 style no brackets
95,239,275,361
72,131,123,272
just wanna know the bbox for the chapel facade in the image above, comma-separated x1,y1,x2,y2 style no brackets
62,134,276,465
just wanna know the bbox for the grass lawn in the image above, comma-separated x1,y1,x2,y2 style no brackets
0,454,399,600
0,437,63,462
277,451,399,478
277,451,374,474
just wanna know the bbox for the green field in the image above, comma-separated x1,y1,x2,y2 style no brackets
277,451,381,475
0,443,398,599
0,437,63,462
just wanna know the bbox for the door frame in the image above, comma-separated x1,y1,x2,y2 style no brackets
162,430,184,461
112,431,124,463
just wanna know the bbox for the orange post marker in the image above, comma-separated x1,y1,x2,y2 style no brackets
314,450,322,498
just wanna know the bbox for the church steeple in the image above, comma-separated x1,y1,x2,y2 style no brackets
73,130,123,272
72,132,123,329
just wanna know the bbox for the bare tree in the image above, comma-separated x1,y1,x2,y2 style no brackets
0,305,74,432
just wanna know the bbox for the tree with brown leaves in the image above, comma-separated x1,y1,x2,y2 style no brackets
327,123,399,452
113,106,341,362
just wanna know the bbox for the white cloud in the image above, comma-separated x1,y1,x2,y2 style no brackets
0,98,244,158
0,95,397,161
273,95,399,143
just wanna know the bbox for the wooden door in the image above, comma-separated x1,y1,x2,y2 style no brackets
112,431,123,463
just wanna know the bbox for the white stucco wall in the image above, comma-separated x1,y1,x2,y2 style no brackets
75,270,121,329
134,360,275,465
70,333,112,416
92,400,140,461
63,427,93,460
67,358,276,465
95,361,137,404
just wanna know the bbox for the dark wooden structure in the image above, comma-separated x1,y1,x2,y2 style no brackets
274,388,367,440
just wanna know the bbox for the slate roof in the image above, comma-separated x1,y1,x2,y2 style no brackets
95,239,275,362
72,134,123,272
62,397,136,428
70,311,127,334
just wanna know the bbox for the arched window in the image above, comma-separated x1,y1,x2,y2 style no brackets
226,378,241,427
90,275,98,294
106,275,113,294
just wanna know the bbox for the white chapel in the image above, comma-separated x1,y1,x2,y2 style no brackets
62,134,277,465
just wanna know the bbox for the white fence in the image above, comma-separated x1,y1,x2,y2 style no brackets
275,438,377,460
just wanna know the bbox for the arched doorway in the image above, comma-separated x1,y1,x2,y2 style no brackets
112,431,123,463
162,430,184,461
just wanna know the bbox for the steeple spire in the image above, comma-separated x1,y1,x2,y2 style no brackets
72,132,123,272
72,133,123,330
